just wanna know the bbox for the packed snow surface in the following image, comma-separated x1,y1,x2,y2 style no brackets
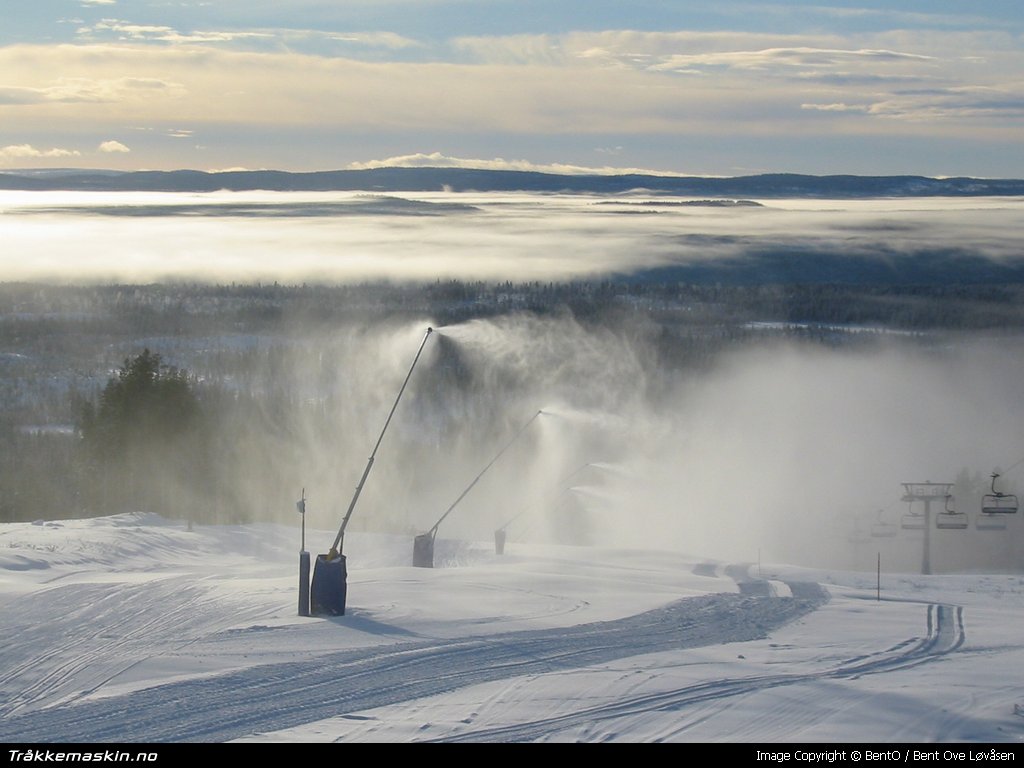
1,513,1022,743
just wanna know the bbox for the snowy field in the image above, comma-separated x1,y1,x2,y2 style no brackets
1,513,1023,744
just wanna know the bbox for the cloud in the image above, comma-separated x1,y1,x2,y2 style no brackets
1,194,1021,287
80,19,273,45
801,103,870,113
326,32,421,50
0,144,80,159
648,47,933,75
80,0,116,5
0,87,50,105
0,25,1020,170
863,85,1024,121
346,152,681,176
0,44,738,135
0,76,185,105
99,140,130,153
452,30,936,71
75,20,418,53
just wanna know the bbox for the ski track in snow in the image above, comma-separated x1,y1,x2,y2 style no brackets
0,552,974,744
0,575,825,743
426,601,965,743
0,574,278,719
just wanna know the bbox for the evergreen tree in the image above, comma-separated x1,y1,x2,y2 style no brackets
78,349,206,518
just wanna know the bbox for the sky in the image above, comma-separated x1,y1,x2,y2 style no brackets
1,512,1022,743
2,0,1023,177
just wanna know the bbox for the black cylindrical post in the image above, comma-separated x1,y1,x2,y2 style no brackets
298,550,311,616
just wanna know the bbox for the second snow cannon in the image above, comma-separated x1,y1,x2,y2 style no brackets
414,409,542,568
310,326,434,615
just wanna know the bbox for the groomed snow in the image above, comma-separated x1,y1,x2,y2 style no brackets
1,513,1022,743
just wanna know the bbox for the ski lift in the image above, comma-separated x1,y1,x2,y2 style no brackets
901,508,925,530
981,473,1018,515
870,509,898,538
935,495,968,530
976,512,1007,531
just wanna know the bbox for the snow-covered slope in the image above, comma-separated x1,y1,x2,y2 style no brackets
0,514,1022,743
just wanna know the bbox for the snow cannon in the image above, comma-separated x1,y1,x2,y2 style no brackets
311,553,348,616
492,462,594,556
414,409,543,568
413,532,435,569
310,326,434,615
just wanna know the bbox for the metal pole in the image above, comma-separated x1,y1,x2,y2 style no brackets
876,552,880,602
922,498,932,576
297,488,310,617
328,327,433,559
494,461,593,544
428,409,542,537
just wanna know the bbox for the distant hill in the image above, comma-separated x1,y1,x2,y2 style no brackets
1,167,1023,197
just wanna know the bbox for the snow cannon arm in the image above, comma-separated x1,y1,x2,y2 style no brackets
326,326,434,558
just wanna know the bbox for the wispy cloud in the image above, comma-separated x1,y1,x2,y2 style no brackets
866,86,1024,121
0,77,184,105
75,19,420,54
801,102,870,113
648,47,933,74
79,19,273,45
325,31,421,50
0,144,80,160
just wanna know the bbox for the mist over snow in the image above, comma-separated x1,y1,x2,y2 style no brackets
428,318,1024,573
175,310,1024,577
0,191,1022,284
598,338,1024,572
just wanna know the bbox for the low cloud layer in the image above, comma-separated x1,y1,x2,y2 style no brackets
0,191,1021,284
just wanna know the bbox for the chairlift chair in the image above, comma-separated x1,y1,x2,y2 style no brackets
976,513,1007,531
935,495,968,530
870,510,898,538
901,510,925,530
981,473,1019,515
